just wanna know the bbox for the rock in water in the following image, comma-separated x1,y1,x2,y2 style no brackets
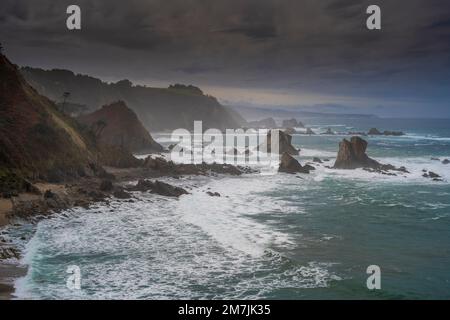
279,153,310,174
284,127,297,135
129,179,188,197
313,157,323,163
333,136,381,169
323,128,334,135
264,130,299,155
368,128,382,135
113,189,132,199
443,159,450,165
282,118,304,128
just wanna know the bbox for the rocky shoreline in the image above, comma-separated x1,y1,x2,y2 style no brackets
0,157,254,299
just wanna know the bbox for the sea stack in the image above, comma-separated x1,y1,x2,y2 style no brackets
333,136,380,169
264,130,299,155
279,153,310,174
282,118,304,128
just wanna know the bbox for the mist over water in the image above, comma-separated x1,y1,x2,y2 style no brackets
10,118,450,299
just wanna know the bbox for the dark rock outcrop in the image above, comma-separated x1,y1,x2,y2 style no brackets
333,137,410,175
443,159,450,165
128,179,188,197
423,171,441,179
282,118,304,128
368,128,382,135
142,156,246,176
284,127,297,135
303,164,316,171
333,137,381,169
248,117,277,129
322,128,334,135
383,130,404,136
313,157,323,163
113,189,132,199
264,130,299,155
78,101,163,154
99,180,114,192
368,128,404,136
0,246,20,260
278,153,310,174
305,128,315,135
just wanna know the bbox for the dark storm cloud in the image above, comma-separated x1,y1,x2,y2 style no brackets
1,0,450,116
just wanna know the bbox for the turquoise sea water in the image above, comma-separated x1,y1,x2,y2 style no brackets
5,118,450,299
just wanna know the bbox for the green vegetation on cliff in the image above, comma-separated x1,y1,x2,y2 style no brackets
21,67,246,131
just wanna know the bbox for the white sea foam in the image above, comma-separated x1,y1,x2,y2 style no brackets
13,175,338,299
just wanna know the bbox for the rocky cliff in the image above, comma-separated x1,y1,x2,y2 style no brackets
78,101,163,154
0,54,103,192
21,68,244,131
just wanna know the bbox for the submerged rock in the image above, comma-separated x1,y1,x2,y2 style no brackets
206,191,221,197
279,153,310,174
305,128,316,135
313,157,323,163
303,164,316,171
113,189,132,199
442,159,450,165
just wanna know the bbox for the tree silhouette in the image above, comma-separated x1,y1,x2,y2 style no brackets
61,92,71,113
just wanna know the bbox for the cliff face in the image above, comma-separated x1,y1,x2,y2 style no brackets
0,54,99,190
21,67,244,131
78,101,163,154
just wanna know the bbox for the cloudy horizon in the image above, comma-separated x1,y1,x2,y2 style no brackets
1,0,450,117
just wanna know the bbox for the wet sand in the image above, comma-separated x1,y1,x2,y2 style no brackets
0,262,27,300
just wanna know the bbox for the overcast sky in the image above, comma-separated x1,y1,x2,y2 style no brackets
1,0,450,117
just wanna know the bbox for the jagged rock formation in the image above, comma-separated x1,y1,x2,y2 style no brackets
264,130,299,155
278,153,310,174
282,118,304,128
368,127,404,136
305,128,316,135
128,179,189,197
284,127,297,135
333,137,381,169
21,67,243,131
333,137,409,175
368,128,382,135
78,101,163,154
248,117,277,129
